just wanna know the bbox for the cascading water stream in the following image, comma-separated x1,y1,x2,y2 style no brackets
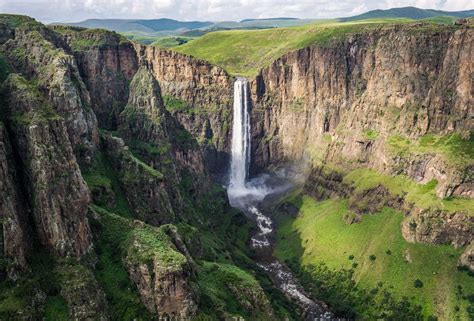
227,78,336,320
229,77,250,193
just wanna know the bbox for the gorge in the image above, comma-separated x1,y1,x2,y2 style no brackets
0,12,472,321
228,77,334,320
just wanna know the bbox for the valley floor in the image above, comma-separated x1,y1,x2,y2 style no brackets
274,194,474,320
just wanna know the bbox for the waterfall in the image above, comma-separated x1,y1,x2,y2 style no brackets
229,77,250,193
226,79,333,320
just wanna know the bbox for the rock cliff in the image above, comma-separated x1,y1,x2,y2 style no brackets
2,73,93,258
250,24,472,199
0,121,29,279
135,44,234,175
54,26,139,130
2,21,99,164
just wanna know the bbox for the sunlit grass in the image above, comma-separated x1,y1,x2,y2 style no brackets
275,195,473,320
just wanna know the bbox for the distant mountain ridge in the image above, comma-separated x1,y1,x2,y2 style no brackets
240,17,299,23
56,18,213,33
54,17,313,35
52,6,474,45
340,6,474,22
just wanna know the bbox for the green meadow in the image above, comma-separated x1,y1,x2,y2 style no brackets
274,195,473,320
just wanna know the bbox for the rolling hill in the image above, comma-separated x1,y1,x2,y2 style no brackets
340,6,474,22
56,18,213,33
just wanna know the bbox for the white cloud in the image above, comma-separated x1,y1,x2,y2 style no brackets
0,0,471,23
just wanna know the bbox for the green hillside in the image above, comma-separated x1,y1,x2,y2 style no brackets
339,6,474,22
151,36,195,48
274,194,474,320
172,18,418,77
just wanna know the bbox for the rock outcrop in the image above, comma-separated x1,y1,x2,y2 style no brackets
54,26,139,130
401,208,473,248
2,22,99,163
458,241,474,272
57,262,110,320
101,133,176,225
2,74,93,258
125,221,197,319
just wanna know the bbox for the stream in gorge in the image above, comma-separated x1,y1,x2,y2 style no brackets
227,78,337,321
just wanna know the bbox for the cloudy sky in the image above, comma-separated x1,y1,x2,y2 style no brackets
0,0,472,23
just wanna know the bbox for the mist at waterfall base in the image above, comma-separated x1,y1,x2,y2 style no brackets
227,78,293,210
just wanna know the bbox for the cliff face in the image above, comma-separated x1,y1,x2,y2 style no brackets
2,74,93,258
2,23,99,164
55,26,139,130
135,45,234,175
251,24,472,198
0,122,29,278
125,223,197,319
0,18,210,319
101,133,176,225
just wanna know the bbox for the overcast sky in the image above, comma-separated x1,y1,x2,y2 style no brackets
0,0,472,23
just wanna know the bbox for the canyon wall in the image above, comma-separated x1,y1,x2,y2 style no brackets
0,16,273,319
245,23,473,261
135,44,234,175
0,14,472,319
251,24,472,198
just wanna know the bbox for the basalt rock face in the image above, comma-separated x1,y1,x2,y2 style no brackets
117,67,184,218
55,26,139,130
2,74,93,259
0,122,29,279
248,24,473,261
1,22,99,164
251,24,473,198
135,45,234,176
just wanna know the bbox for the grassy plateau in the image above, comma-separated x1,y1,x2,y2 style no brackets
172,18,447,77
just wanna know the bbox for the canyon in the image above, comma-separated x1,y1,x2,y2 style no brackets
0,13,472,320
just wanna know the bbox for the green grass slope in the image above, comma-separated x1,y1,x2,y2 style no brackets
151,36,195,48
274,195,474,320
172,19,417,77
